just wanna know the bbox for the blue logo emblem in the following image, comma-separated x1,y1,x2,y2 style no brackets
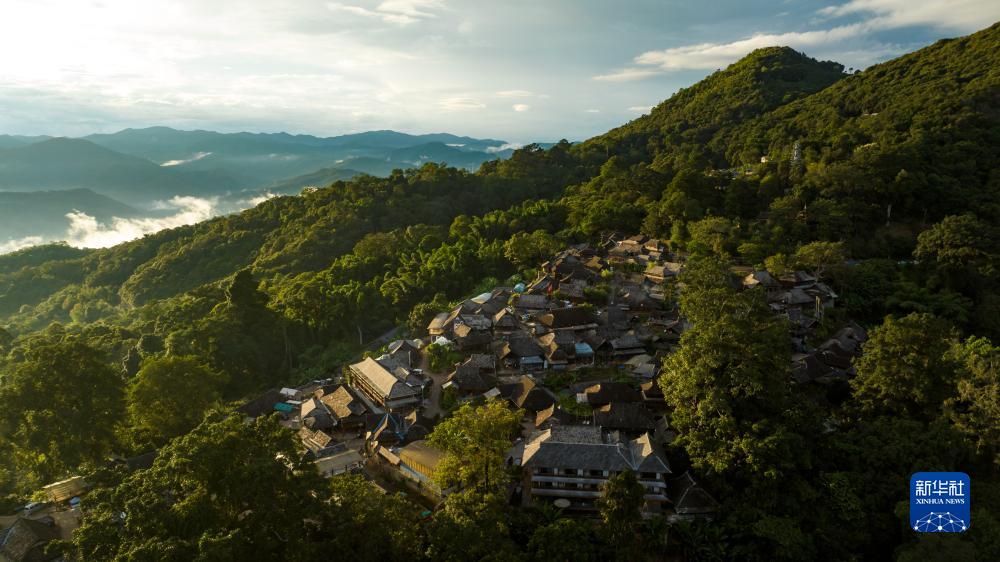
910,472,970,532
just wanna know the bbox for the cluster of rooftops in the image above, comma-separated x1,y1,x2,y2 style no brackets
228,233,863,518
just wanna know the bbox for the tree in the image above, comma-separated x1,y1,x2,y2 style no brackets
915,214,997,277
126,356,227,445
428,399,522,492
944,336,1000,465
660,259,806,478
0,336,124,487
408,293,449,334
528,518,600,562
687,216,735,257
764,253,795,277
503,230,562,268
324,473,424,561
425,490,522,562
793,240,846,278
850,313,959,420
71,413,329,561
596,469,646,555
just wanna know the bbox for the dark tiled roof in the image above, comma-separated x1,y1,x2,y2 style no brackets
0,517,60,562
668,472,719,514
538,307,596,329
583,382,642,405
514,294,549,310
236,389,285,418
593,402,655,431
321,385,368,419
522,426,670,474
502,376,557,412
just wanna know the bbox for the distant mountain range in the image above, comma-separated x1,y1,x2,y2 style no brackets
0,127,542,248
0,188,139,242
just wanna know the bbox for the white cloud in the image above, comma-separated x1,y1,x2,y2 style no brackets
160,151,212,167
512,103,530,112
633,23,867,71
326,0,445,26
0,236,44,255
496,89,533,98
248,192,279,206
593,68,660,82
485,142,522,153
817,0,999,32
440,97,486,110
596,0,998,78
584,108,600,113
64,195,217,249
628,105,652,113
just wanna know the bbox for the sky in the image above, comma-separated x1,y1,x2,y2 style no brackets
1,0,998,143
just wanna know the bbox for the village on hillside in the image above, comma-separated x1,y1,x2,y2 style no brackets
3,235,869,559
236,234,867,517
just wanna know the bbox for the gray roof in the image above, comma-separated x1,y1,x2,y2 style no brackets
350,357,421,401
514,294,549,310
522,426,670,474
593,402,655,431
320,386,368,419
668,472,719,514
0,517,60,562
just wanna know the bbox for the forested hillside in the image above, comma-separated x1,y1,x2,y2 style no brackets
1,21,999,561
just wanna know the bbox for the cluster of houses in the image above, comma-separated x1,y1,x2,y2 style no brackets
738,268,868,384
0,235,875,556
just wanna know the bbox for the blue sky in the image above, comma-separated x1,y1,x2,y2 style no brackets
1,0,997,143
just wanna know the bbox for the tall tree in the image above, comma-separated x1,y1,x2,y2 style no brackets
596,469,646,556
0,336,124,486
850,313,959,420
126,355,227,445
428,399,522,492
71,413,327,561
945,336,1000,465
659,258,806,478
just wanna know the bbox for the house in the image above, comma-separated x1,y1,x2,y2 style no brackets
519,425,671,512
386,339,422,368
536,331,576,370
640,381,665,403
593,402,655,433
444,354,497,395
365,412,430,454
348,356,422,411
314,449,365,477
513,294,550,314
609,334,646,358
778,270,818,288
0,517,61,562
319,385,369,428
236,389,286,419
427,312,453,336
299,427,345,459
397,440,446,492
742,270,781,292
300,397,336,430
579,382,642,406
534,404,584,429
41,476,87,503
452,322,492,350
501,375,558,413
644,264,669,284
492,308,520,333
537,307,598,332
496,335,546,372
667,472,719,521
